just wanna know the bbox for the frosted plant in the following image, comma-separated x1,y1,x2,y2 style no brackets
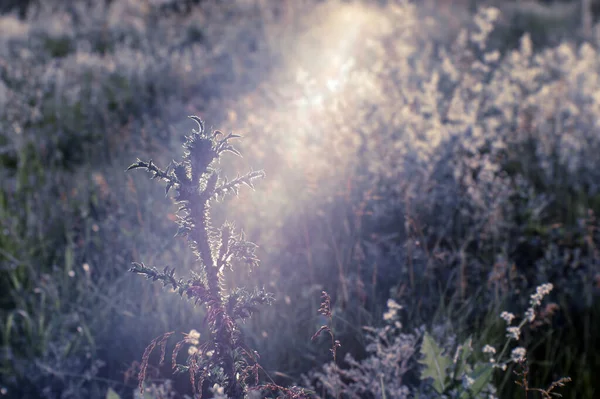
127,117,308,398
304,297,418,399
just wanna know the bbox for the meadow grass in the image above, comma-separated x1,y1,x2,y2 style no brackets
1,0,599,398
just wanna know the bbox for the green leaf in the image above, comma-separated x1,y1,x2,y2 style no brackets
105,388,121,399
459,364,494,399
454,337,473,380
419,332,451,394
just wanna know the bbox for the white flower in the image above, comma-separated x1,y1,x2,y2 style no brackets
500,311,515,324
506,326,520,340
525,307,536,323
387,298,403,310
530,283,553,307
482,345,496,355
511,347,527,363
383,309,396,321
383,299,402,321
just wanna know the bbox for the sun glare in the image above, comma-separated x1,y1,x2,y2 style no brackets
292,3,391,109
227,1,397,246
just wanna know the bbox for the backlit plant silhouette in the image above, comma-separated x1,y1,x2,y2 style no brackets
126,116,283,398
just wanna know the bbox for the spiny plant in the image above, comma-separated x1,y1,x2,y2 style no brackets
126,116,307,398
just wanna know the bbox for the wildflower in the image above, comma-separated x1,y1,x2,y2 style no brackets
530,283,553,307
482,345,496,355
387,298,402,310
506,326,520,340
500,311,515,324
524,307,535,323
383,309,395,321
511,347,527,363
383,298,402,321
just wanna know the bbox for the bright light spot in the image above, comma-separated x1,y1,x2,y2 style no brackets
326,78,340,92
289,3,391,110
225,2,398,270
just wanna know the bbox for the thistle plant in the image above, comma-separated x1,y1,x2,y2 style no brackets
126,116,273,398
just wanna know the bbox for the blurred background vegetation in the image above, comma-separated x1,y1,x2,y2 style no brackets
1,0,599,398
